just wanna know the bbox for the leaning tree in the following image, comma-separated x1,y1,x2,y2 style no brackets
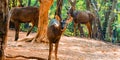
33,0,54,43
0,0,9,60
33,0,65,43
18,0,64,43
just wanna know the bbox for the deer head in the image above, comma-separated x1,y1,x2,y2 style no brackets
67,0,76,16
49,15,60,28
49,15,73,32
60,15,73,31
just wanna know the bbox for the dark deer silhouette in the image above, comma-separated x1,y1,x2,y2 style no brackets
67,0,95,37
47,15,73,60
9,6,39,41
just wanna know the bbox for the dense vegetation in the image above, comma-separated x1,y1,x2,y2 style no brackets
9,0,120,43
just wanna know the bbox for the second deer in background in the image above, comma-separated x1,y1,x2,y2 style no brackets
67,0,95,38
9,6,39,41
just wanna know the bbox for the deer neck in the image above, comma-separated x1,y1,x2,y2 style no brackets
53,25,63,36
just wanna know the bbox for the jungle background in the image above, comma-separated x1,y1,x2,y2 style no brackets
4,0,120,60
9,0,120,43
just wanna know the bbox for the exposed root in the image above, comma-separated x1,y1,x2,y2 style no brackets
17,36,34,42
17,35,49,44
36,37,49,43
6,55,47,60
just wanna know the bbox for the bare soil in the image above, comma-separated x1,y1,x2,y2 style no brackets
5,30,120,60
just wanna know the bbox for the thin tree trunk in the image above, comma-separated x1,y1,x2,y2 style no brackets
90,0,104,40
106,0,117,40
34,0,54,43
33,0,38,6
101,0,112,40
28,0,31,6
0,0,9,60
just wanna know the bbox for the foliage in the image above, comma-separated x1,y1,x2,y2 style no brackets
64,29,73,36
10,0,120,43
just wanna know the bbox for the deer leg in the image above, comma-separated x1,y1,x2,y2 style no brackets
48,42,53,60
78,23,84,37
86,22,92,38
55,42,59,60
73,23,77,36
15,22,20,41
26,24,34,36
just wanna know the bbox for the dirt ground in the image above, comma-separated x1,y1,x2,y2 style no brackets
5,30,120,60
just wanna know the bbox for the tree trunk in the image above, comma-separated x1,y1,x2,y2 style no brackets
101,0,113,40
0,0,9,60
34,0,54,43
90,0,104,40
106,0,117,40
28,0,31,6
33,0,38,6
85,0,91,10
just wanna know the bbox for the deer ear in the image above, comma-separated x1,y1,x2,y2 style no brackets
66,16,73,24
55,15,60,21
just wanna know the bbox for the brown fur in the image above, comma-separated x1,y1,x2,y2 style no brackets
47,15,73,60
9,6,39,41
72,11,95,37
67,0,95,37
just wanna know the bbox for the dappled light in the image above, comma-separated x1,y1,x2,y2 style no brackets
5,30,120,60
0,0,120,60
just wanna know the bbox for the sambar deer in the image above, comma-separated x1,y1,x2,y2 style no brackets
67,0,95,38
9,6,39,41
47,15,73,60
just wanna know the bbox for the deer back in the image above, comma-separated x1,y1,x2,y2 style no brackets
10,7,39,25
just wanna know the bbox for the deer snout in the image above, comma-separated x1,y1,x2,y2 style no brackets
61,25,66,31
61,27,64,30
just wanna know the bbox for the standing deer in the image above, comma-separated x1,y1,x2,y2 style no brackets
47,15,73,60
67,0,95,38
9,6,39,41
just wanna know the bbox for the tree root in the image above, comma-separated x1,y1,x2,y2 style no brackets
17,35,49,44
18,36,34,42
6,55,47,60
